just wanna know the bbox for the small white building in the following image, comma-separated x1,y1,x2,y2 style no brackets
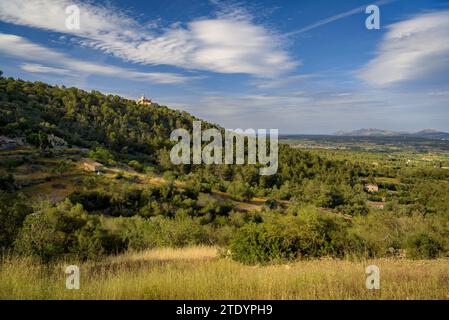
82,159,104,174
137,95,152,106
365,184,379,193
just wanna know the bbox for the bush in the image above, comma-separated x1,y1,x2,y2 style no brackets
406,232,446,259
123,214,208,251
229,223,287,264
197,193,233,217
128,160,144,172
348,213,403,257
87,147,114,165
229,208,352,264
15,200,115,262
156,214,207,247
69,191,112,212
0,193,32,249
203,224,235,247
121,216,159,251
0,173,15,192
227,181,254,201
26,131,50,150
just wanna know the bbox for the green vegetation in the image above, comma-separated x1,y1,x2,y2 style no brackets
230,208,354,264
0,193,32,249
1,73,448,277
14,200,116,263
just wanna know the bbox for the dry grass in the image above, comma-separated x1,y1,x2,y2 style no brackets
1,246,448,300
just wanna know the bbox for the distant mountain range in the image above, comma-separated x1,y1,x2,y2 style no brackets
334,128,449,139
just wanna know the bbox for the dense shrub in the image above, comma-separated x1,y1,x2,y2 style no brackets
196,193,233,218
203,224,236,247
184,177,212,197
406,232,446,259
0,193,32,249
348,213,403,257
26,131,50,150
227,181,254,201
229,208,353,264
349,213,449,259
123,214,208,250
0,173,16,192
15,200,119,262
68,183,233,222
69,191,112,212
121,216,159,250
128,160,144,172
87,147,114,165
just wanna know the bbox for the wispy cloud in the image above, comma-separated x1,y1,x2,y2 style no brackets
20,63,70,75
0,0,297,77
250,74,313,89
0,33,190,84
358,10,449,86
285,0,394,37
174,85,449,134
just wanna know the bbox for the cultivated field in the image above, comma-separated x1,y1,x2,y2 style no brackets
1,246,448,300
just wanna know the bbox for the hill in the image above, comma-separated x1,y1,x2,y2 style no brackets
0,74,218,164
410,129,449,140
335,128,449,139
335,128,401,137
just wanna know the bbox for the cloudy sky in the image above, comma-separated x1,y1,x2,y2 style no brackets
0,0,449,133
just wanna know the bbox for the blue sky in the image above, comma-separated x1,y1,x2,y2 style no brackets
1,0,449,134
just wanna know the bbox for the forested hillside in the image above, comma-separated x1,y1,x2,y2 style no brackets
0,72,367,209
0,71,213,163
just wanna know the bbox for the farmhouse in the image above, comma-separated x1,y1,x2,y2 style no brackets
82,159,104,174
365,183,379,193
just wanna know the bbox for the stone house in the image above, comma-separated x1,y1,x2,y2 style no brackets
82,159,104,174
365,183,379,193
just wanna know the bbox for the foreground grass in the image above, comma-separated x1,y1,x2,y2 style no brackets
1,246,448,300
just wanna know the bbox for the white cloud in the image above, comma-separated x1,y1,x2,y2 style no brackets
189,19,296,76
358,10,449,86
0,33,189,84
0,0,296,77
20,63,70,75
0,0,142,40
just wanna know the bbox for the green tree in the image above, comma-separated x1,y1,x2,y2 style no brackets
15,200,107,262
0,193,32,249
88,147,114,164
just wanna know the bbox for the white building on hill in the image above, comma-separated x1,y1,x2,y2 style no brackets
137,95,152,106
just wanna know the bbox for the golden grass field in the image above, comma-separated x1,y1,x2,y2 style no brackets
1,246,448,300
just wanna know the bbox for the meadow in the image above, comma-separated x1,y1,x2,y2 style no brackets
1,246,448,300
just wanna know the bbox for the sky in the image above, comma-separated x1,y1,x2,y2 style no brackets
0,0,449,134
